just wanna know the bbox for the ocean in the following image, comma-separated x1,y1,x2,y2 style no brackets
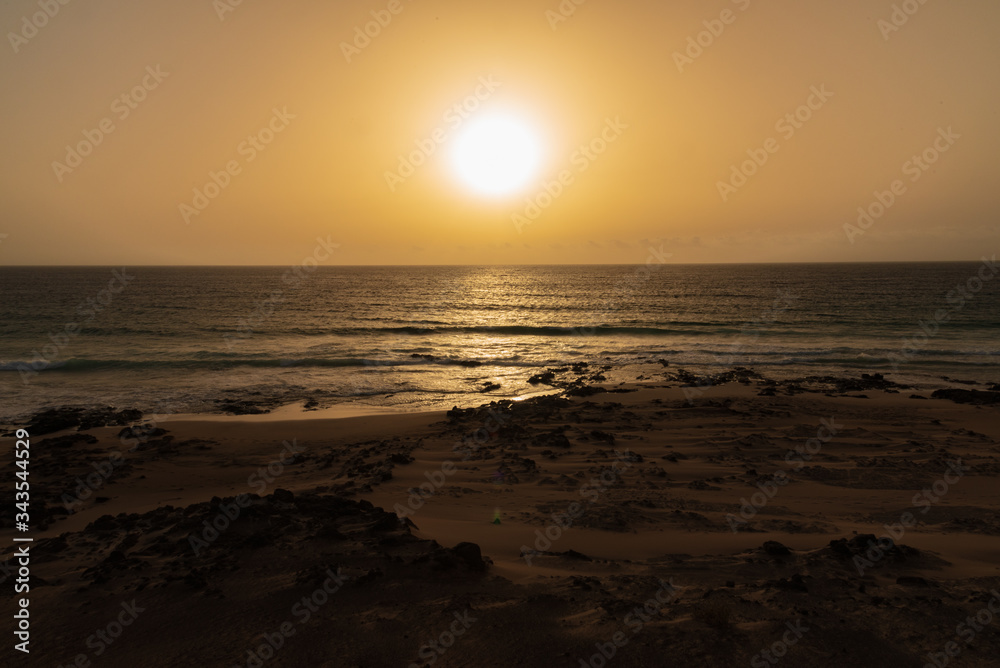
1,262,997,420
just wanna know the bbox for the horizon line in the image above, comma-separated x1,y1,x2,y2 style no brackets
0,259,992,268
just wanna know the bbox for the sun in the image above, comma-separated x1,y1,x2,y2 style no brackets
450,114,542,197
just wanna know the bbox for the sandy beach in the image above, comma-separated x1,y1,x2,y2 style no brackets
3,367,999,667
5,0,999,664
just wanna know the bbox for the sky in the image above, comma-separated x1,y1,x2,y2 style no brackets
1,0,998,265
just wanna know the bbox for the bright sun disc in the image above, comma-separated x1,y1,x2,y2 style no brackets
450,115,541,196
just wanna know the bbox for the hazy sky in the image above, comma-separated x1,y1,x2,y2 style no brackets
1,0,997,265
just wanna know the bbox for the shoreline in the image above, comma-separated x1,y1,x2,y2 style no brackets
6,360,999,428
4,356,998,426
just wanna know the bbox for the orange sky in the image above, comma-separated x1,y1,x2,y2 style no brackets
1,0,998,265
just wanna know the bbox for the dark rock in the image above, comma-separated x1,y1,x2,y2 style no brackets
763,541,792,556
537,430,571,449
272,489,295,503
773,573,808,592
828,538,853,558
184,570,208,590
34,406,144,432
931,388,1000,405
110,409,143,425
828,534,920,564
564,385,607,397
589,430,616,444
243,531,273,548
371,513,400,531
133,435,173,451
27,408,85,435
528,370,557,385
354,568,384,585
38,433,98,448
118,425,167,440
89,515,118,531
849,534,883,551
217,401,269,415
451,542,487,571
837,375,906,393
